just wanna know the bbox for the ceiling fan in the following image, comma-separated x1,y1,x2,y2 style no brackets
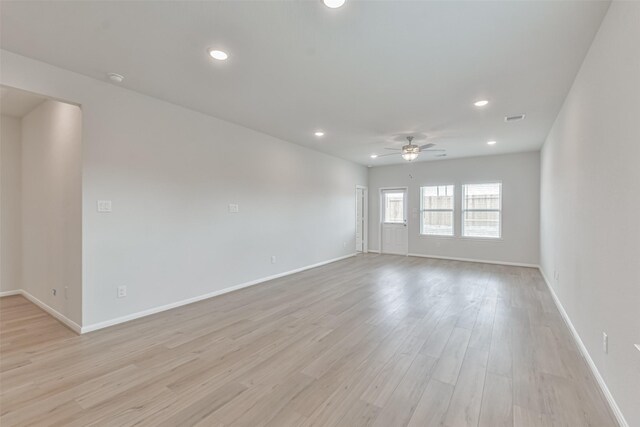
377,136,445,161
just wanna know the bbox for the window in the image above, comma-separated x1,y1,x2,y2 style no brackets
383,191,405,223
420,185,454,236
462,183,502,238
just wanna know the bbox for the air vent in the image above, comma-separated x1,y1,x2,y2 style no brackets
504,114,526,122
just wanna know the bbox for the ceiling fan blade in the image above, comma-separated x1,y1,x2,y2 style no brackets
384,147,401,151
376,153,399,157
419,143,435,150
422,149,446,152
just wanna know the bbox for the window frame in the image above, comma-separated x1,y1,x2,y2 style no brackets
419,184,455,237
461,182,503,239
381,189,407,225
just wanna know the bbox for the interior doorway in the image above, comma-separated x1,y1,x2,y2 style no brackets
0,85,83,328
380,187,408,255
355,185,367,253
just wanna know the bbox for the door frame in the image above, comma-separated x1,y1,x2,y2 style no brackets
379,186,409,255
355,185,368,253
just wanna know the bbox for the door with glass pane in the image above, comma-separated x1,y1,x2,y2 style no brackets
380,188,408,255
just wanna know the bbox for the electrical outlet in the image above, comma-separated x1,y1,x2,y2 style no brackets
603,332,608,354
117,285,127,298
271,255,277,264
343,242,347,248
554,270,560,281
228,204,239,213
52,288,57,296
64,286,69,300
97,200,112,213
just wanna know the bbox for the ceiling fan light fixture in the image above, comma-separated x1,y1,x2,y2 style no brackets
402,152,418,161
381,136,441,162
401,145,420,161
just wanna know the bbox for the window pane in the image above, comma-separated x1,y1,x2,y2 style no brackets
384,192,404,223
422,185,454,210
463,183,501,210
463,211,500,238
422,211,454,236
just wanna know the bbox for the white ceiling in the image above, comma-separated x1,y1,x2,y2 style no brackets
0,86,46,119
0,1,609,165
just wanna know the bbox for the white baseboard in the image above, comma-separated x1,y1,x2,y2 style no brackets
81,253,357,334
17,290,82,334
407,252,539,268
538,268,628,427
366,249,537,268
0,290,21,297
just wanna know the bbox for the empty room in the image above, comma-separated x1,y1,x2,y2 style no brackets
0,0,638,426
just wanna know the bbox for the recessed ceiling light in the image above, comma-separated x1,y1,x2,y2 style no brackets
487,140,497,145
107,73,124,83
314,131,325,137
323,0,346,8
370,154,378,159
208,49,228,61
474,100,489,107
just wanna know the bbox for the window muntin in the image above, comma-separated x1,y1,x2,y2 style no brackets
462,183,502,238
420,185,454,236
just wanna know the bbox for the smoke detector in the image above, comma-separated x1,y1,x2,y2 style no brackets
504,114,525,122
107,73,125,83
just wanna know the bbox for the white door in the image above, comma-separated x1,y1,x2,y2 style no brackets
381,189,408,255
356,187,365,252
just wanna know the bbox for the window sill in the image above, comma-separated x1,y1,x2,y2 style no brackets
419,234,456,239
419,234,504,242
458,236,504,242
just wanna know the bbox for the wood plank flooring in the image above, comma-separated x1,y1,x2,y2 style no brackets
0,254,617,426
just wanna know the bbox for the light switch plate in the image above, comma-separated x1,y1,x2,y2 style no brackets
117,285,127,298
97,200,112,213
229,204,239,213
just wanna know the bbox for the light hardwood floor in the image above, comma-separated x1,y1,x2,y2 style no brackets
0,254,617,426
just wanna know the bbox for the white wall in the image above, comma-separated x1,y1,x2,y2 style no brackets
368,151,540,265
1,115,22,293
0,50,367,327
21,100,83,324
540,2,640,426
